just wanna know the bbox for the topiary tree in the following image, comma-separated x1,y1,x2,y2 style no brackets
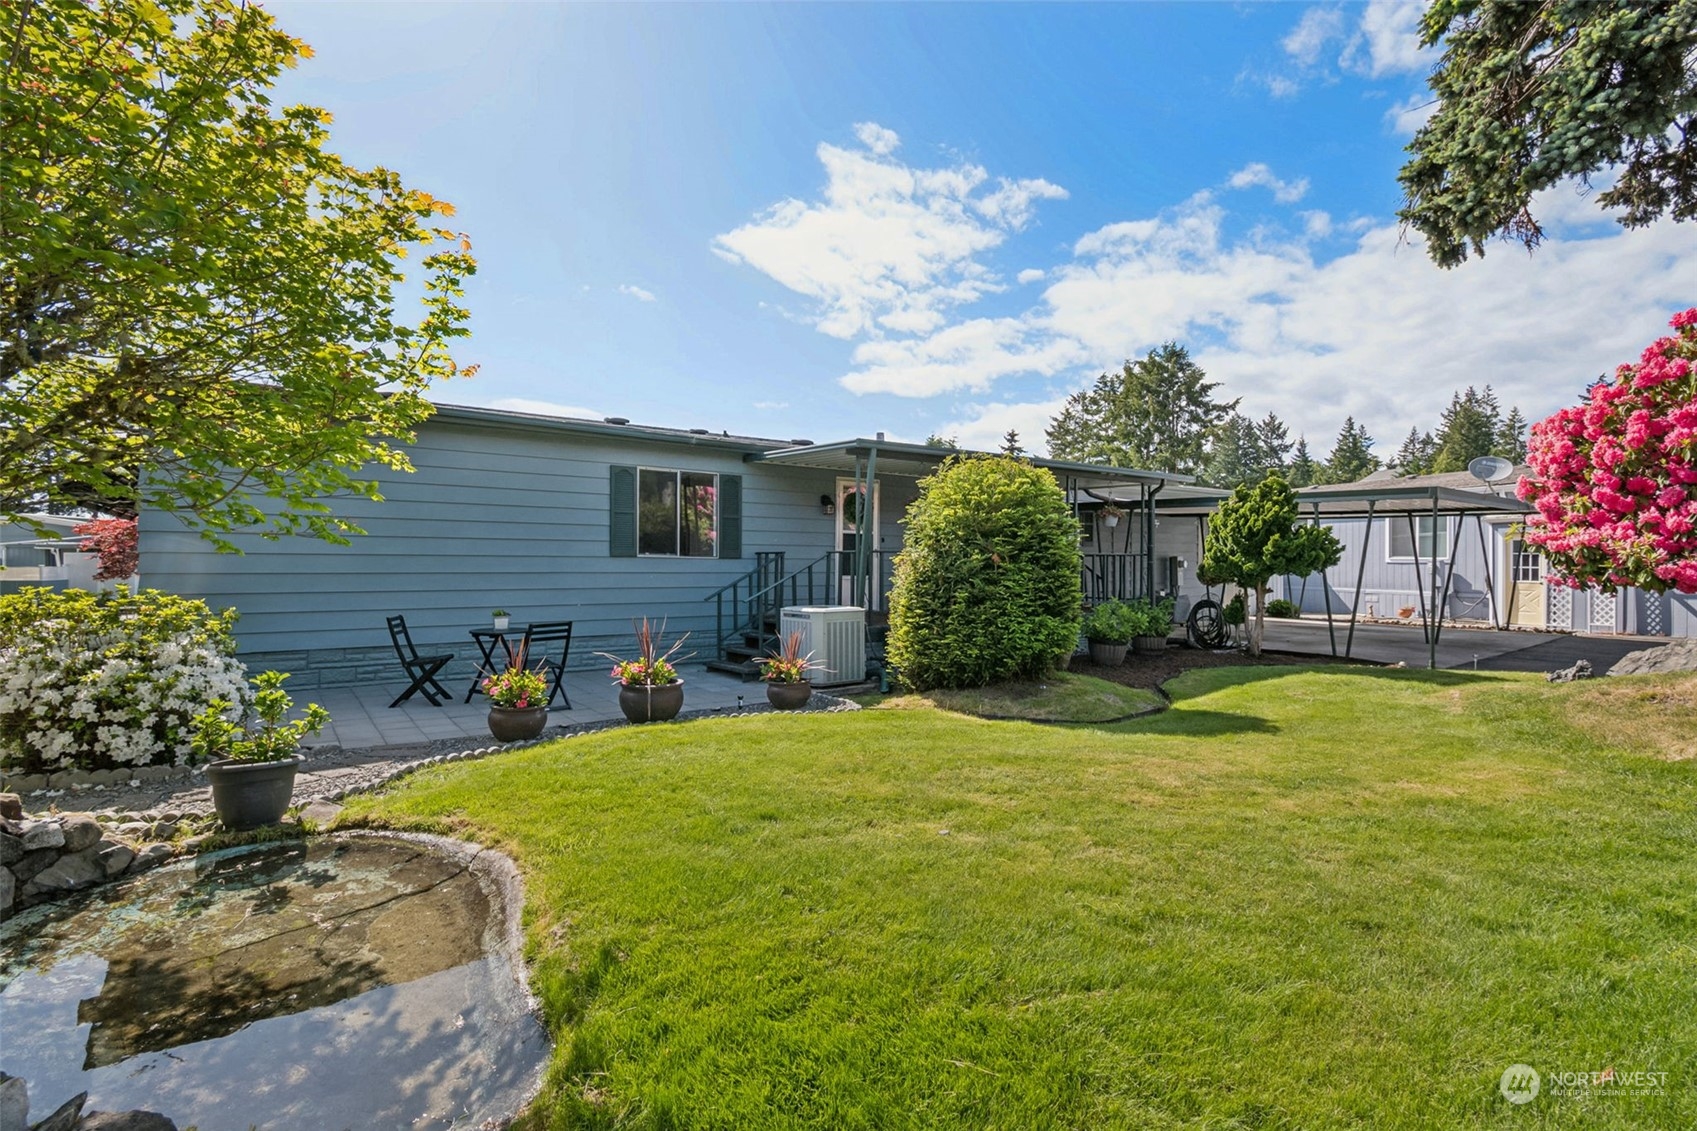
887,456,1082,690
1201,475,1343,656
1519,309,1697,593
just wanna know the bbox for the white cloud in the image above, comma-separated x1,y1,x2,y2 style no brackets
1301,210,1334,238
853,121,901,156
1227,162,1310,204
487,397,602,420
1344,0,1428,77
842,316,1085,397
618,284,657,302
1017,268,1046,284
936,397,1071,455
713,125,1068,340
1385,92,1438,135
1282,7,1345,67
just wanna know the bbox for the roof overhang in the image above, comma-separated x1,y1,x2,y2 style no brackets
748,438,1197,490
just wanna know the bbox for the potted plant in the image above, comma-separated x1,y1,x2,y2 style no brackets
600,618,689,723
1083,599,1137,665
192,671,329,831
1099,502,1126,529
759,630,822,710
491,609,510,632
1131,597,1175,654
482,648,550,741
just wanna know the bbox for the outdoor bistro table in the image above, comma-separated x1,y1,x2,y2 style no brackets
466,628,519,702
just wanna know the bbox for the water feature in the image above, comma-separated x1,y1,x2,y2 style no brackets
0,833,549,1130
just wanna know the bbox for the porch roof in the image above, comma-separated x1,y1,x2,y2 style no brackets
1148,482,1534,519
747,437,1197,491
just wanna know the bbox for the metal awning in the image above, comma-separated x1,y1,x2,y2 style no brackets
747,437,1196,490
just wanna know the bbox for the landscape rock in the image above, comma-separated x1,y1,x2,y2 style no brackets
59,815,103,854
114,821,150,839
0,1073,26,1131
1609,639,1697,678
10,849,58,885
0,869,13,918
27,1091,84,1131
18,820,64,852
2,774,46,794
146,820,178,841
99,844,135,878
1546,659,1593,683
23,849,104,896
128,843,174,873
0,793,22,821
299,800,343,825
0,832,23,867
78,1111,179,1131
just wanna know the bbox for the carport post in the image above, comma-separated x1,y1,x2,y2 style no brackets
1475,514,1501,629
1344,499,1376,659
1428,492,1441,670
1312,502,1337,656
1406,512,1428,645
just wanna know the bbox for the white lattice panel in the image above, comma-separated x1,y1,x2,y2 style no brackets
1548,586,1572,630
1589,588,1619,633
1642,592,1667,636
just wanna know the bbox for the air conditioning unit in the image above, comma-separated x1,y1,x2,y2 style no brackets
779,606,866,688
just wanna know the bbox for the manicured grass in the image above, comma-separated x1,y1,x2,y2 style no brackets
341,667,1697,1129
874,671,1164,722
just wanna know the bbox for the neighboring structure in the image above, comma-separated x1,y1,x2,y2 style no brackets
0,514,102,595
1271,468,1697,639
139,403,1209,690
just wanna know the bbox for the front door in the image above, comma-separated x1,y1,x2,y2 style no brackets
836,477,881,608
1506,538,1546,629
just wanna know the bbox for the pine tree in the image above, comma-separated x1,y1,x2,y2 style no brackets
1494,407,1529,463
1046,343,1238,475
1201,413,1262,488
1325,417,1380,484
1000,430,1025,457
1254,413,1293,479
1393,428,1437,476
1431,386,1502,472
1287,436,1318,487
924,433,958,449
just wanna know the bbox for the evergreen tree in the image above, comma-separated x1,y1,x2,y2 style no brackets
1254,413,1293,479
1325,417,1380,484
1431,386,1502,472
1286,436,1318,488
1046,343,1238,475
924,433,958,449
1393,428,1437,476
1000,430,1025,457
1201,475,1343,656
1201,413,1262,488
1494,407,1529,463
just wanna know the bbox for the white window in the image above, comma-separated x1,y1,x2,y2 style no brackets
1387,516,1449,561
638,468,718,557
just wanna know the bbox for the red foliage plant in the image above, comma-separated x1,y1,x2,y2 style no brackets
72,517,139,581
1519,309,1697,594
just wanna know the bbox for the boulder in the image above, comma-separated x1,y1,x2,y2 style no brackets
99,844,135,878
18,820,63,852
0,1073,26,1131
26,1091,83,1131
0,832,22,868
128,844,174,874
10,849,58,885
78,1112,178,1131
59,815,102,854
22,849,104,897
1546,659,1593,683
0,793,21,821
0,869,14,918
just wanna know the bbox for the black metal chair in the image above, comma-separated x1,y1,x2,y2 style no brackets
518,620,573,708
386,615,455,708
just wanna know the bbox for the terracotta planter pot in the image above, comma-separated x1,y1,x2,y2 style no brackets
1133,634,1169,655
1087,640,1129,666
206,755,302,831
488,705,548,742
766,680,812,711
618,680,684,723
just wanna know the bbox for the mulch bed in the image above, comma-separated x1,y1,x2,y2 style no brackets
1069,646,1374,692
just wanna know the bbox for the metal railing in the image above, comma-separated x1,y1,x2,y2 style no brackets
1081,552,1151,605
704,550,894,659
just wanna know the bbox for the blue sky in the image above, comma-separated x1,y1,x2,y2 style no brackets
269,1,1694,458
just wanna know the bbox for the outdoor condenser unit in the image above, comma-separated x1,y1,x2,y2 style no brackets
778,606,866,688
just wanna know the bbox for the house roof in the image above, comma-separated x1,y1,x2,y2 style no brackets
431,402,805,453
749,436,1198,490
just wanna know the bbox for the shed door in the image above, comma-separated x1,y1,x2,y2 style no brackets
1506,539,1545,629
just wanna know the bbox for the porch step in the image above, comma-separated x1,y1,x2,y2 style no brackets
705,657,765,681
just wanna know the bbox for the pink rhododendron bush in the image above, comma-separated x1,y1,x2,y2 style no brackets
0,587,251,774
1520,309,1697,593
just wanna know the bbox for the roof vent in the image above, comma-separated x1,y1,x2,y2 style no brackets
603,416,630,425
789,438,813,446
689,428,710,435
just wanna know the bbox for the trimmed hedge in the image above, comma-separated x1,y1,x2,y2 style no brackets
887,456,1082,690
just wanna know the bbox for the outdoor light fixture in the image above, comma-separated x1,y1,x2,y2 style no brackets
821,494,836,516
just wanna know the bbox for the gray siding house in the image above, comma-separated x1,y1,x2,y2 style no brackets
140,403,1196,690
0,514,102,596
1271,469,1697,638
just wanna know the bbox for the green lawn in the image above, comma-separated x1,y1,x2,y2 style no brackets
341,666,1697,1129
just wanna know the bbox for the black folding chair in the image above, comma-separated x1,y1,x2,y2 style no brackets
518,620,573,709
386,615,455,708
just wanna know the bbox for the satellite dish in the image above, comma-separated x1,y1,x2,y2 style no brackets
1468,455,1515,483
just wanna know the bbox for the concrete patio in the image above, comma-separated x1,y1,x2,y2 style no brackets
300,664,769,751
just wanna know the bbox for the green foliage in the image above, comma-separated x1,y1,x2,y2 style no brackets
191,670,329,763
888,456,1082,690
1127,597,1175,637
1202,476,1343,654
1394,428,1438,477
1286,436,1319,488
1431,386,1502,473
1495,406,1530,463
1323,416,1380,484
1083,600,1139,644
1400,0,1697,268
0,0,477,545
0,586,248,772
1265,598,1301,619
1046,343,1237,475
1223,591,1247,626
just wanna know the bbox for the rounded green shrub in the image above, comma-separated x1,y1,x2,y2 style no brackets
1084,600,1138,644
887,456,1082,690
1265,598,1301,619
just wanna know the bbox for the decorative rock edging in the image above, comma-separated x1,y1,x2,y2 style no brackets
0,1079,180,1131
0,763,199,797
0,795,183,922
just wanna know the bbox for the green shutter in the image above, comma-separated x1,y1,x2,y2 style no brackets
609,465,637,557
718,473,742,560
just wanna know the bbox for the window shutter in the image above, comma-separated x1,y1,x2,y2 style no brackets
718,474,742,560
609,465,637,557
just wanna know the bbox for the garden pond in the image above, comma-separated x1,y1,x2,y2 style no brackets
0,833,547,1129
